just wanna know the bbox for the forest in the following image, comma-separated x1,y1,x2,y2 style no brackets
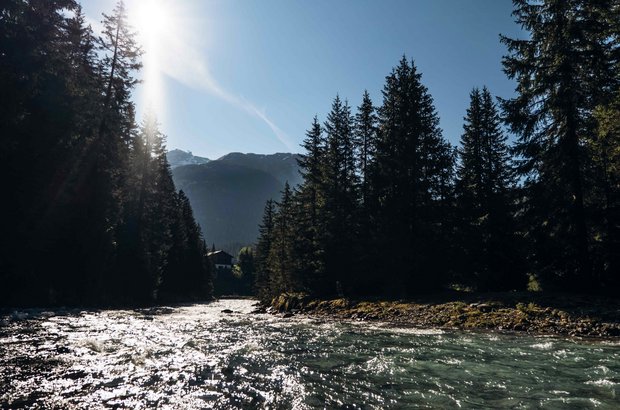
1,0,619,307
254,0,620,301
0,0,213,306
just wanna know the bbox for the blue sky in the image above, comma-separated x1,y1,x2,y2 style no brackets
82,0,524,159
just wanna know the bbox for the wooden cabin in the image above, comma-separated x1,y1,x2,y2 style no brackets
208,250,234,270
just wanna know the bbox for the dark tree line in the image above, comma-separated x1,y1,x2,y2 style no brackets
502,0,620,291
255,0,620,301
0,0,212,306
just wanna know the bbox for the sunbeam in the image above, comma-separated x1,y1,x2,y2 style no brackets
128,0,175,117
127,0,293,150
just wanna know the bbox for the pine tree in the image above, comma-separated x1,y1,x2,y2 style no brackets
353,91,380,294
374,56,455,294
591,91,620,289
294,117,326,293
268,183,297,295
501,0,619,289
587,3,620,291
70,0,143,302
254,199,276,301
99,0,142,117
179,191,213,298
160,190,213,301
114,112,174,304
297,116,324,228
355,90,379,208
456,87,524,290
321,96,360,295
236,247,256,295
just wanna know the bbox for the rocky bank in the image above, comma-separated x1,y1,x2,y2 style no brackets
268,292,620,338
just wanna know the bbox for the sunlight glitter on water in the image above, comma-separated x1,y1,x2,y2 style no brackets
1,299,619,409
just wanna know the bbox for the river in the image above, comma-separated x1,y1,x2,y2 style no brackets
1,299,619,409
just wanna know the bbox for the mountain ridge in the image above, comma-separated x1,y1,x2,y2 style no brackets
167,149,211,169
168,150,302,251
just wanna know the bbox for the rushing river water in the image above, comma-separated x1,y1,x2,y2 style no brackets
1,299,619,409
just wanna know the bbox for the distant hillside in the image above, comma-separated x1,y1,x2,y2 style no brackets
167,149,210,169
216,152,303,186
169,152,301,250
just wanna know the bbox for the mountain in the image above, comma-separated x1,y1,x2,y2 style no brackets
170,152,301,250
216,152,303,186
167,149,210,168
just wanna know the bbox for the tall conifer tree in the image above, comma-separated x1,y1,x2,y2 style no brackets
254,199,276,301
268,183,297,295
294,117,326,292
353,91,379,294
501,0,619,289
456,87,524,290
374,57,455,294
322,96,360,295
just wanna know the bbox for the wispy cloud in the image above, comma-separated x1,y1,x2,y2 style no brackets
161,41,294,151
87,2,294,151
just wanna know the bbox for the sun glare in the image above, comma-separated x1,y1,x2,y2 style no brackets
129,0,175,118
132,1,168,43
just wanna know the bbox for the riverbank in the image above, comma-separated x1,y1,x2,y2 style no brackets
269,292,620,338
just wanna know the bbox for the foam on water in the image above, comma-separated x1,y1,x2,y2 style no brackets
1,299,619,409
531,340,554,350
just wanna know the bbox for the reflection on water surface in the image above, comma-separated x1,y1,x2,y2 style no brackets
1,299,619,408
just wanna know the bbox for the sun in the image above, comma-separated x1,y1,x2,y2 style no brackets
131,0,169,45
128,0,175,118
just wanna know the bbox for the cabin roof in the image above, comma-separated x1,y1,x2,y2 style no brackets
207,250,233,258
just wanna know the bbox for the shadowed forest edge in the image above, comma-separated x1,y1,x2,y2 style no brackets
1,0,619,309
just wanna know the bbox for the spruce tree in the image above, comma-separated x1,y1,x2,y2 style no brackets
268,183,297,295
321,96,360,295
294,117,326,293
114,112,173,304
501,0,619,289
587,3,620,291
297,116,325,228
374,57,455,294
71,0,143,302
353,91,379,294
591,91,620,289
456,87,524,290
160,190,213,301
254,199,276,301
236,247,255,295
355,90,378,208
